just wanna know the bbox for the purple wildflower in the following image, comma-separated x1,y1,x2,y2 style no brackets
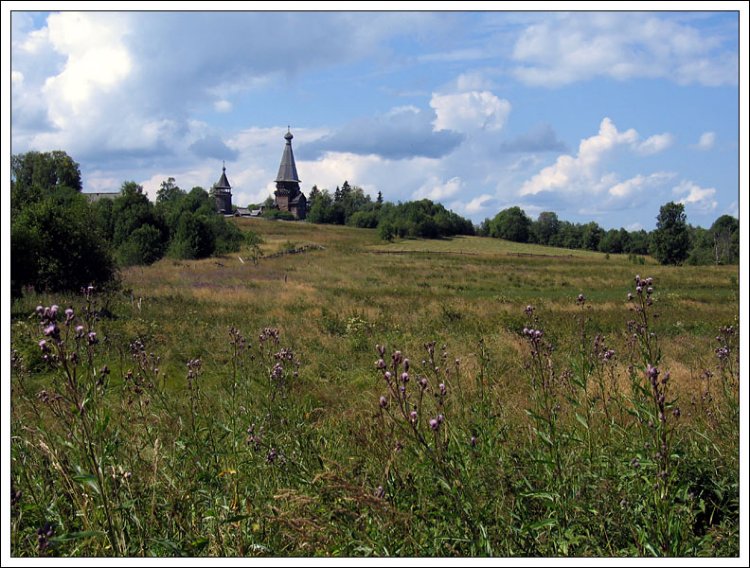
409,410,418,423
379,396,388,409
429,418,439,431
87,331,98,345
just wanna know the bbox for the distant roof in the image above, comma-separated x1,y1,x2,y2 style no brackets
84,192,120,202
275,129,301,183
214,165,231,190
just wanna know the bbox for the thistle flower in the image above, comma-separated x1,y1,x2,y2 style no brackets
64,308,74,322
38,340,49,353
470,436,477,447
419,377,428,390
43,324,59,339
577,294,585,304
87,331,98,345
374,485,385,499
376,359,386,369
409,410,418,423
429,418,439,431
439,383,447,396
401,372,409,383
379,396,388,408
403,358,410,372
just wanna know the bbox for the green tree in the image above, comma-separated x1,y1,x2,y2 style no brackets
581,222,604,251
489,206,531,242
532,211,560,245
156,177,184,204
709,214,739,264
652,202,690,265
11,150,82,214
169,211,216,259
11,192,116,295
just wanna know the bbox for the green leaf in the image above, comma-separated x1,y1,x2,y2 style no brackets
529,518,557,530
72,473,101,495
522,491,558,502
575,412,589,430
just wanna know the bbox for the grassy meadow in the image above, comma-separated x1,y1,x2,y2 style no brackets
10,218,740,557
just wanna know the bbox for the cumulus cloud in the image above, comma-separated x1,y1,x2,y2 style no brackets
413,176,463,201
498,124,567,153
11,12,439,164
607,172,675,198
694,131,716,150
431,91,511,132
635,133,674,156
298,106,463,160
463,193,497,215
673,180,718,212
512,13,737,87
519,117,638,196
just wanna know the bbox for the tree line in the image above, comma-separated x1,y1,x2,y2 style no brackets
304,181,474,240
477,204,738,266
11,150,738,297
11,151,244,297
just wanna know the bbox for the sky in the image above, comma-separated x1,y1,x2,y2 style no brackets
5,2,746,230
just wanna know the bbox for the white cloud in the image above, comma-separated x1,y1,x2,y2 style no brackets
673,180,718,212
463,193,496,214
695,131,716,150
413,176,463,201
214,99,232,113
635,133,674,155
430,91,511,132
512,13,737,87
519,117,637,196
42,13,133,123
608,172,674,198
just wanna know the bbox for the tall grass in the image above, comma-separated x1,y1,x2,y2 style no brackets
10,222,739,557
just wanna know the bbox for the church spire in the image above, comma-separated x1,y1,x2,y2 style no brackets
276,127,300,183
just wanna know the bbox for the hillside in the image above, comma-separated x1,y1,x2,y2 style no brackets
10,217,739,557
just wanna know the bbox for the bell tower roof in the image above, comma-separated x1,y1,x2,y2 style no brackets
275,127,301,183
214,161,231,190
